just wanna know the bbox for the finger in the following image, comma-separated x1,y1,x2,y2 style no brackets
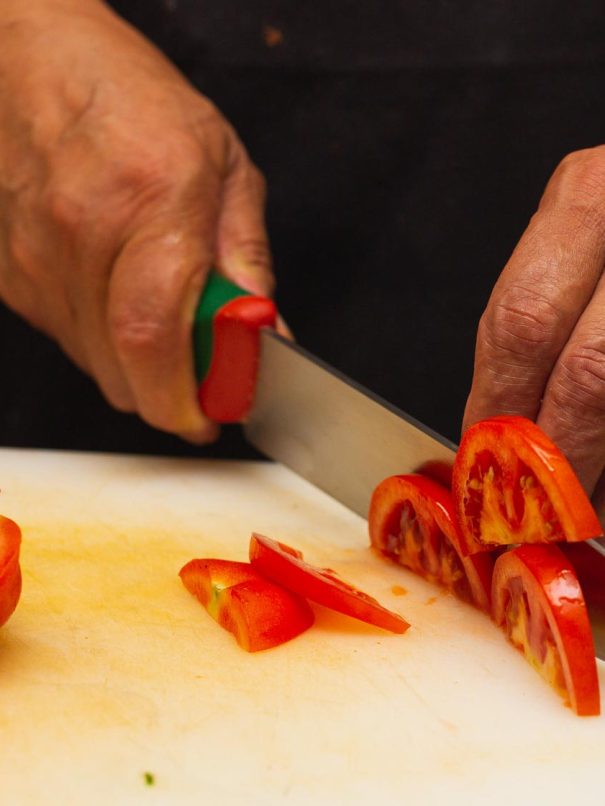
73,266,137,413
214,140,274,298
463,147,605,434
276,314,294,340
107,216,219,442
536,272,605,493
64,227,136,412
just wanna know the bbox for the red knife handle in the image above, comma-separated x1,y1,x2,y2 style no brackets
194,272,277,422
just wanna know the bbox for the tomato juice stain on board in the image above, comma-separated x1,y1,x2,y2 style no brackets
391,585,408,596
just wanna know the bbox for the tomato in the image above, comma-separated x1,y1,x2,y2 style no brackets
492,544,599,716
0,515,21,627
368,474,494,611
179,558,314,652
249,533,409,634
453,416,602,554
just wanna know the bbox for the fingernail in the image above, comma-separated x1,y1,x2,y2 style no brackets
276,314,295,340
227,256,273,297
178,422,221,446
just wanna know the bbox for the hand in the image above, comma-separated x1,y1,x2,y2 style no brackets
0,0,272,443
463,144,605,506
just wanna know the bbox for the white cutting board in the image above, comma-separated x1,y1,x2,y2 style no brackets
0,448,603,806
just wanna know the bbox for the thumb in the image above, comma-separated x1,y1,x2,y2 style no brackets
215,143,274,298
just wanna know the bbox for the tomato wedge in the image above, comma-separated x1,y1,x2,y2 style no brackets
453,416,602,553
369,474,494,611
0,515,22,628
179,559,314,652
492,544,599,716
249,533,409,634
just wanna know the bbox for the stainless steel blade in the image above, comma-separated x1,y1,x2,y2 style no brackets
244,330,456,519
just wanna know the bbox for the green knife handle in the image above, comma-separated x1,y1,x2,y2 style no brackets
194,271,277,422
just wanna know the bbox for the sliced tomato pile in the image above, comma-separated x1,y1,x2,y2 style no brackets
452,415,602,554
0,515,22,628
368,474,493,611
180,536,409,652
180,415,601,713
367,416,602,716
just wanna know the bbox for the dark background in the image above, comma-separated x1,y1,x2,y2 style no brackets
1,1,604,457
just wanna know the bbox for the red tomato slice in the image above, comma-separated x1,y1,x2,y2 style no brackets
249,534,409,634
179,559,314,652
453,416,602,553
492,544,600,716
369,474,494,611
0,515,22,628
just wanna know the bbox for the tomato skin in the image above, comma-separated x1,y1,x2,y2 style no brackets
369,474,494,611
453,416,602,554
0,516,22,628
249,534,409,634
179,559,314,652
492,544,600,716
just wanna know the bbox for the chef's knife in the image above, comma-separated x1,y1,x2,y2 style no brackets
194,271,605,658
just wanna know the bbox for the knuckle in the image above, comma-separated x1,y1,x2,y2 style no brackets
110,311,171,360
156,133,203,175
45,186,87,232
480,285,563,361
191,95,224,129
552,146,605,233
6,226,34,273
554,339,605,415
111,153,173,201
109,134,204,204
250,163,267,196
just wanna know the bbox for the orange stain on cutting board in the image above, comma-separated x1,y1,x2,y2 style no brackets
391,585,408,597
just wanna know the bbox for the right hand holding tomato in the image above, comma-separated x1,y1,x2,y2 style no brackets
0,0,273,443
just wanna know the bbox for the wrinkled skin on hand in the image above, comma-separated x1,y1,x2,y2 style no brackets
0,0,273,442
464,145,605,519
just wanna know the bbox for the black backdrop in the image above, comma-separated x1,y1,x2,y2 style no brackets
1,1,604,457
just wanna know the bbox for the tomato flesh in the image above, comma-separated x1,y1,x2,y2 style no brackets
453,416,602,553
369,474,494,611
0,515,22,628
249,533,409,634
492,544,599,716
179,558,314,652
